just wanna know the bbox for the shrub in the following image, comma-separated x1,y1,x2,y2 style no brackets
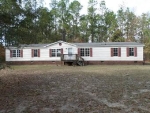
0,45,5,63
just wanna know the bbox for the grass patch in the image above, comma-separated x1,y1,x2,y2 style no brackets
0,65,150,113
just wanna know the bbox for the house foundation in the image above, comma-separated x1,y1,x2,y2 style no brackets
6,61,144,65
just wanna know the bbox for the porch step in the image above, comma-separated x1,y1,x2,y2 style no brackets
77,61,84,66
61,54,84,66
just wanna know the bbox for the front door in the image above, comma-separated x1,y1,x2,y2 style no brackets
68,48,72,55
68,48,76,60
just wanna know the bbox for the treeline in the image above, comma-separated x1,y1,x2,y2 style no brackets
0,0,150,60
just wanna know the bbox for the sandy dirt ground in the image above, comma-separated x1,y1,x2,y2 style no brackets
0,65,150,113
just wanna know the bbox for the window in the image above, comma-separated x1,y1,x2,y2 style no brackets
34,49,38,57
32,49,40,57
80,48,90,57
111,48,121,57
12,50,21,57
51,49,61,57
113,48,118,56
127,47,137,57
129,48,134,56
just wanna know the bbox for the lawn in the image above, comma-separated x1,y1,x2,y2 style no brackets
0,65,150,113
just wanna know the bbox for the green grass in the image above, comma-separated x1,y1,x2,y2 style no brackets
0,65,150,113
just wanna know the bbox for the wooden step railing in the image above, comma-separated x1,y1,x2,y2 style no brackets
76,55,84,66
61,54,84,66
61,54,77,61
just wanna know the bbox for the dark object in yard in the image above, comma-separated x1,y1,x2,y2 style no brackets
0,63,11,70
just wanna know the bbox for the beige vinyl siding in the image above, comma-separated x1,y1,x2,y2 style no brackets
6,42,77,61
5,42,143,62
82,47,143,61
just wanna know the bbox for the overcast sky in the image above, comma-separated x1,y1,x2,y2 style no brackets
44,0,150,15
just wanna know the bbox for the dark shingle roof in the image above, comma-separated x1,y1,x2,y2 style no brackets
8,41,144,48
73,42,144,47
20,44,48,47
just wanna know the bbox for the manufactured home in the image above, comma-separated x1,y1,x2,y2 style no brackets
5,40,144,65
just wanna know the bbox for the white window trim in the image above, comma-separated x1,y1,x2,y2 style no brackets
80,48,90,57
113,48,118,56
12,49,21,57
129,48,134,56
33,49,38,57
51,49,61,57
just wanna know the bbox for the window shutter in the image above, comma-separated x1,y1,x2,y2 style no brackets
61,48,63,54
21,50,23,57
90,48,92,57
134,47,137,57
111,48,113,57
49,49,52,57
38,49,40,57
127,47,129,57
31,49,33,57
118,48,121,57
78,48,80,56
10,50,12,57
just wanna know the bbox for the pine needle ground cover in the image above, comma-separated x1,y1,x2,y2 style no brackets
0,65,150,113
